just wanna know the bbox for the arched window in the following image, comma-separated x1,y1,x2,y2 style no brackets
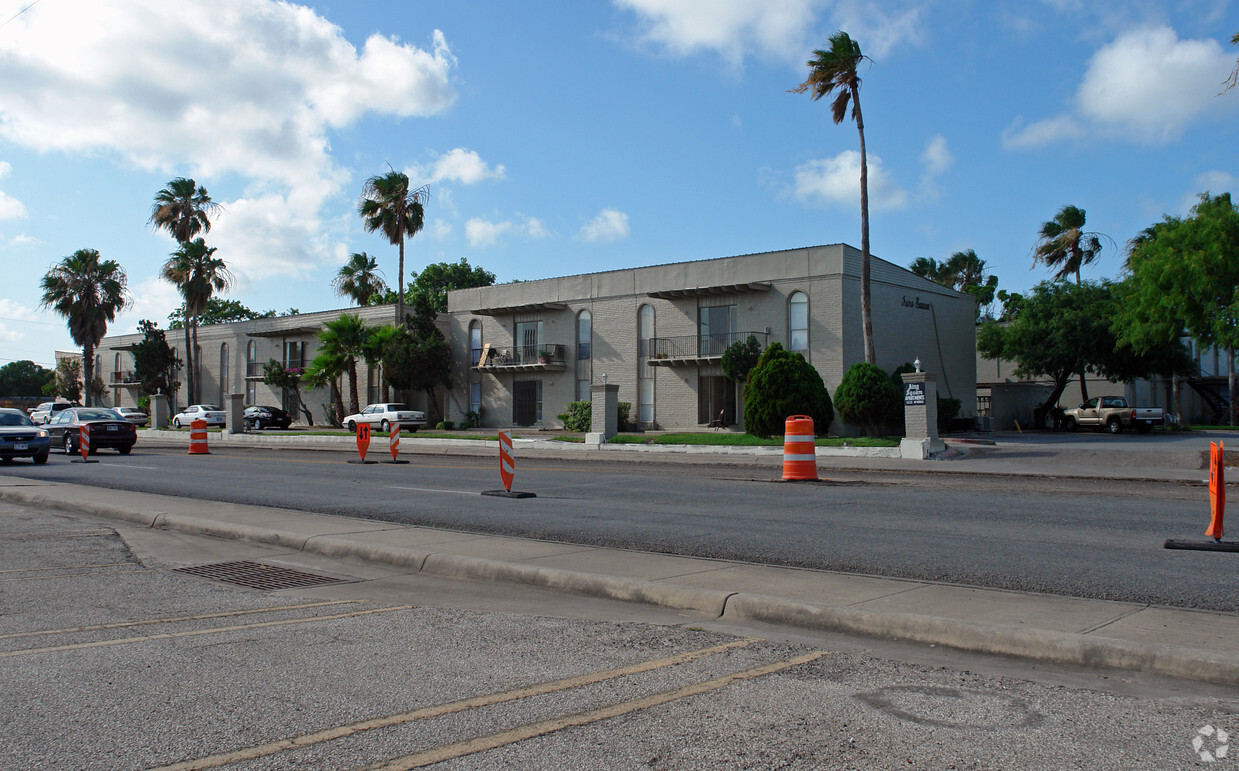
219,343,229,402
789,291,808,355
576,310,592,402
638,305,654,425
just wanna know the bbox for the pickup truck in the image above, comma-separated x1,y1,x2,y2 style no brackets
1061,396,1165,434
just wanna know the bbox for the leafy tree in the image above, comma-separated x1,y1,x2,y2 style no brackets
315,314,370,415
1033,205,1106,284
358,171,428,327
127,320,181,399
382,303,451,422
39,248,129,406
0,360,55,397
46,357,82,403
168,298,275,329
834,362,901,435
910,250,1000,319
148,177,221,245
406,258,496,313
262,360,312,426
332,252,387,307
721,335,763,385
743,343,833,437
363,324,400,403
161,238,233,404
1118,192,1239,424
793,31,875,365
302,349,347,427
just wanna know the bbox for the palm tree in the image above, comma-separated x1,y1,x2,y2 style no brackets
1034,205,1106,402
364,324,400,403
909,257,947,284
316,314,370,415
358,171,428,327
161,239,233,404
1033,205,1104,285
793,30,875,364
332,252,388,307
39,249,129,407
303,349,347,426
148,178,221,244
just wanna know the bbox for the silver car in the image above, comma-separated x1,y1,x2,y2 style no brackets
0,408,51,464
172,404,226,428
342,403,426,433
114,407,150,427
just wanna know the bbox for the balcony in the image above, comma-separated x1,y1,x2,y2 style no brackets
110,370,139,385
646,331,769,366
475,343,568,371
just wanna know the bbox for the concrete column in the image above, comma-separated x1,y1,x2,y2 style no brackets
229,392,245,434
900,371,946,459
586,383,619,445
150,393,169,429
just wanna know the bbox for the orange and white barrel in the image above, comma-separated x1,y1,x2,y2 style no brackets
389,425,402,461
782,415,817,481
499,430,515,491
79,424,91,460
188,418,210,455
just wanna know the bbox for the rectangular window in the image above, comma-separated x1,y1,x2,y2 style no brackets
698,306,736,356
698,375,736,425
282,340,303,370
245,380,256,406
515,320,542,364
470,382,481,416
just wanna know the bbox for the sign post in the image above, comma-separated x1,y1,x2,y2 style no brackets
482,430,535,498
386,424,408,464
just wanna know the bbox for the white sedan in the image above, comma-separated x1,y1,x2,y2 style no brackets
114,407,150,427
342,403,426,433
172,404,226,428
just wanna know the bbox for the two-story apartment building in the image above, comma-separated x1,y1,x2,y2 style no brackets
446,244,977,432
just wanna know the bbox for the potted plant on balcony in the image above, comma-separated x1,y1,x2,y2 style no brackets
537,348,552,364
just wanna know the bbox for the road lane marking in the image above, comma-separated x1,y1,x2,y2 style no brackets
104,464,160,470
0,599,363,641
363,650,831,770
145,638,757,771
0,605,412,658
388,485,478,496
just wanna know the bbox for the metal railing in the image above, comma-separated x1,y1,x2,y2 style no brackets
110,370,137,384
246,361,263,378
647,331,769,360
479,343,567,368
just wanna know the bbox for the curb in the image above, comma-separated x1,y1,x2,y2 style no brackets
4,483,1237,686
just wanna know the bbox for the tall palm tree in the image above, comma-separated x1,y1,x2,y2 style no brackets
39,248,129,407
161,239,233,404
332,252,388,307
316,314,370,415
1033,205,1104,285
363,324,399,403
148,177,221,244
793,30,875,364
358,171,428,327
303,348,348,426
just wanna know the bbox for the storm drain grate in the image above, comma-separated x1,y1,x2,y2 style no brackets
173,561,346,591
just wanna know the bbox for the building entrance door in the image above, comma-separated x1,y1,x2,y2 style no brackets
514,381,539,426
698,375,736,426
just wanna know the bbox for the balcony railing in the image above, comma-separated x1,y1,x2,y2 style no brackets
110,370,138,384
246,361,263,378
476,343,568,370
647,331,769,362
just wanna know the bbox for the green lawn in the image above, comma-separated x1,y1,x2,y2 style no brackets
551,433,899,447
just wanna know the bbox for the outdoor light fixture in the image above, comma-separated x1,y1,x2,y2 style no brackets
914,357,921,372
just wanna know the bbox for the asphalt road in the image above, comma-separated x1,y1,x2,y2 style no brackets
3,444,1230,611
5,499,1236,770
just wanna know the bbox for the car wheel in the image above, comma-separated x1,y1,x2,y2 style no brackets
173,417,182,428
346,420,356,433
1,456,13,464
1107,417,1122,434
118,446,132,455
33,452,48,465
380,419,391,433
407,425,419,433
1061,417,1076,432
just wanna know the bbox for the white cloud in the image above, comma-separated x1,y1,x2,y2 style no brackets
118,276,185,331
917,134,952,201
203,194,338,284
0,298,33,343
1004,26,1235,148
525,218,550,240
409,148,505,186
614,0,822,66
6,233,39,247
577,209,631,243
0,161,26,220
0,0,456,273
829,0,925,58
426,219,453,241
793,150,907,210
1178,170,1238,213
465,216,549,247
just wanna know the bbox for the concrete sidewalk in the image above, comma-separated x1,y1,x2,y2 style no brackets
3,473,1238,687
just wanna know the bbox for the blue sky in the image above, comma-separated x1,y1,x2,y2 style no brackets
1,0,1236,368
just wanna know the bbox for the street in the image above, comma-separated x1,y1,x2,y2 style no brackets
3,498,1236,770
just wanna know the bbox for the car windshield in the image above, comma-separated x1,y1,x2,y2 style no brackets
0,412,33,427
78,410,120,421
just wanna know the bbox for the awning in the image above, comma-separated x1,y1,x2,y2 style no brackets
472,301,569,316
646,282,772,299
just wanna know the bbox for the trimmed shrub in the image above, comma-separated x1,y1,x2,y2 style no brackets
743,343,833,438
834,362,901,436
617,401,632,432
557,400,591,431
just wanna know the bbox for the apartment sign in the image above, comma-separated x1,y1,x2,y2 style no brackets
901,296,932,310
904,382,926,406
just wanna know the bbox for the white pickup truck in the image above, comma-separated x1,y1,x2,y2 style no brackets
1061,396,1165,434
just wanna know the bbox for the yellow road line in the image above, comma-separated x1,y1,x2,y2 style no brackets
146,638,756,771
0,600,363,641
0,605,411,658
0,561,133,574
363,650,831,770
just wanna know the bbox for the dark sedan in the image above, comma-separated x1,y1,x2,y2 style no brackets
0,408,51,464
244,405,293,430
47,408,138,455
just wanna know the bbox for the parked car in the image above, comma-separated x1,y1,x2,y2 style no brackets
1061,397,1166,434
0,408,51,464
46,407,138,455
172,404,226,428
342,403,426,433
113,407,150,427
244,405,293,430
29,401,76,425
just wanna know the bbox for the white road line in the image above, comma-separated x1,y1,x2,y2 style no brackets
388,486,477,496
105,465,160,470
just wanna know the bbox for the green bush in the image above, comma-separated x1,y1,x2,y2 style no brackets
558,400,591,431
834,362,901,436
617,401,632,432
743,343,833,438
435,421,455,431
460,410,480,429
